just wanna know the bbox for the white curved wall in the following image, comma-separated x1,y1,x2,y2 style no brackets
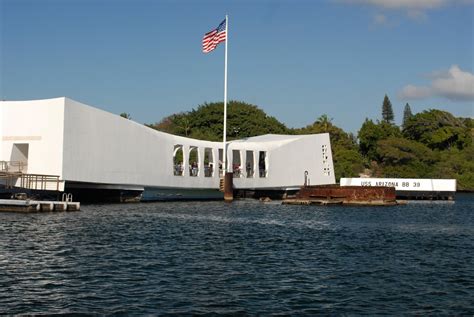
1,98,65,177
2,97,336,191
62,98,222,189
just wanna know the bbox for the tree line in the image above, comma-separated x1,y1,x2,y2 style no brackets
143,97,473,190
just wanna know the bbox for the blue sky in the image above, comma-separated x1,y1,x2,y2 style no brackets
1,0,473,133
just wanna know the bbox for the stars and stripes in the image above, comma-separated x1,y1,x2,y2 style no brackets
202,19,226,53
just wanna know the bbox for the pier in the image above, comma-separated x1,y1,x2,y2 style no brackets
0,199,80,213
1,161,79,212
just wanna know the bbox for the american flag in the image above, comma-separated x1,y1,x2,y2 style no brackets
202,19,226,53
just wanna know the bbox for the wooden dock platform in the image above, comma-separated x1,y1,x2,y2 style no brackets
0,199,80,213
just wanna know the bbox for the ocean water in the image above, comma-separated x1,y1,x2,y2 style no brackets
1,194,473,315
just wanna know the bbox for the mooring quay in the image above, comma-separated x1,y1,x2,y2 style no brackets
0,199,80,213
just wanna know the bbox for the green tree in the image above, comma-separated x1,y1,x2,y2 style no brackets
403,109,470,150
381,94,394,123
432,147,474,190
297,115,356,150
146,100,474,191
120,112,131,119
377,137,436,165
333,148,365,181
174,115,192,137
150,112,192,137
402,103,413,128
376,137,437,178
358,119,401,161
148,101,289,141
315,114,333,132
295,115,364,181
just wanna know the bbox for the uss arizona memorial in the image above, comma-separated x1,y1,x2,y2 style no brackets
1,97,336,201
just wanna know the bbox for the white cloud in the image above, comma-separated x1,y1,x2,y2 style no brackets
399,85,432,99
340,0,452,9
399,65,474,101
406,9,428,22
432,65,474,100
338,0,473,22
373,13,388,24
369,0,445,9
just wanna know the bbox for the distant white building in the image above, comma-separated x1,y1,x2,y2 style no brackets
1,97,336,201
340,178,456,200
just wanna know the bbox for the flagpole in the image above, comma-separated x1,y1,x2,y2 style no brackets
223,14,228,174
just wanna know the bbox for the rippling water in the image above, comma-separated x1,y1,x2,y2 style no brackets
1,194,473,315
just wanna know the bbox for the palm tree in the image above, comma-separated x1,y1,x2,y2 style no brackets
316,114,333,132
175,116,192,137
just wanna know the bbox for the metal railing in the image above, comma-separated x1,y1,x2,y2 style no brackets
204,166,213,177
0,164,61,191
170,163,267,179
233,167,242,178
173,164,215,177
19,174,61,191
1,161,28,173
0,173,18,189
189,166,199,177
1,173,61,191
173,164,184,176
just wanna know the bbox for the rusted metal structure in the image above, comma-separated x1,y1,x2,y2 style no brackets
283,185,398,206
223,172,234,201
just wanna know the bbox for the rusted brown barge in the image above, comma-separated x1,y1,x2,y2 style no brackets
283,185,400,206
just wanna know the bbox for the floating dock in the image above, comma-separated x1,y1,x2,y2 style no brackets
283,185,399,206
0,199,80,212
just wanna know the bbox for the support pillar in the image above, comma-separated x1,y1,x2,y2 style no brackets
224,172,233,201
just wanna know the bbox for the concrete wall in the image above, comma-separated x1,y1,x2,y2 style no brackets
2,97,336,191
62,98,221,189
340,178,457,192
0,98,65,177
0,103,2,160
230,134,335,189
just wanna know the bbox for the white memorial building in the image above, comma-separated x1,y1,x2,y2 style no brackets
1,97,336,201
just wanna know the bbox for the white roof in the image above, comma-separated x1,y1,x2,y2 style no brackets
232,133,321,147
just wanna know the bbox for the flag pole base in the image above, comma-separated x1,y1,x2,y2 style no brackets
224,172,234,201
